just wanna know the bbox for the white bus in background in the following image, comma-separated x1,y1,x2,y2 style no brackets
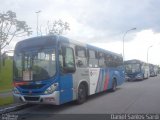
149,64,158,77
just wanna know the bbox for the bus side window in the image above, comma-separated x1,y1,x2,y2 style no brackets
88,49,98,68
61,46,76,73
98,52,105,68
113,55,120,68
111,55,116,67
105,54,112,67
116,56,123,68
75,46,87,67
59,51,63,71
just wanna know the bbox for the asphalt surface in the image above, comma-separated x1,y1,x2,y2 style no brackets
5,75,160,120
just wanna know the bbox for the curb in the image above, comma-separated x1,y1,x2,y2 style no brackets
0,103,28,114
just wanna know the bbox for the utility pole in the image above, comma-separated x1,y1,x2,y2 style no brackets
147,45,152,64
0,25,2,71
0,45,1,72
35,11,41,36
122,28,136,62
122,28,136,78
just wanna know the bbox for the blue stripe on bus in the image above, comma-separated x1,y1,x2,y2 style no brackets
59,74,73,104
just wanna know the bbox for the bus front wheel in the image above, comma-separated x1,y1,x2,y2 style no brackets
76,83,87,104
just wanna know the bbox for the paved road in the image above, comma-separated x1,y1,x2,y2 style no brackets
8,75,160,119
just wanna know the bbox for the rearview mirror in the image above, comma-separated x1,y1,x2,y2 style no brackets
77,60,83,67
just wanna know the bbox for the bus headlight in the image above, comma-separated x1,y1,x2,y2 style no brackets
44,83,58,94
136,74,142,78
13,87,20,94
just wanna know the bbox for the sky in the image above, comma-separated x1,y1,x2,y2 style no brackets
1,0,160,65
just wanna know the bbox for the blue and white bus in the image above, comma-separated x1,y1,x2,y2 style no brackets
13,35,125,105
149,64,158,77
124,59,150,81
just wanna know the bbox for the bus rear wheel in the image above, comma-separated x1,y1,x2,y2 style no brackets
110,79,117,92
76,84,87,104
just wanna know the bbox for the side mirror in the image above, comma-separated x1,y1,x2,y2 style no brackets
77,60,83,67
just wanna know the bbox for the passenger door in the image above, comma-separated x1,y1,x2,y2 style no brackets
59,46,76,104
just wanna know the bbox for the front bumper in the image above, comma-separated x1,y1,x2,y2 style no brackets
135,75,143,80
127,76,142,81
13,91,60,105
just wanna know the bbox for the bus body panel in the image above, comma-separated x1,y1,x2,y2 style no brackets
59,73,73,104
72,68,90,100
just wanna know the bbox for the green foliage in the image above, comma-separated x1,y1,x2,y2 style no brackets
0,96,13,106
0,10,32,71
47,19,70,35
0,10,32,49
0,58,13,91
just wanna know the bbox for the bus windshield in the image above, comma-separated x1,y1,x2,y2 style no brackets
125,63,140,74
14,48,56,81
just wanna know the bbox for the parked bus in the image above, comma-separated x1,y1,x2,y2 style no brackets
13,35,125,105
158,66,160,74
124,59,150,81
149,64,158,77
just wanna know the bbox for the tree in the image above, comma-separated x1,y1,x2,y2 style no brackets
46,19,70,35
0,10,32,70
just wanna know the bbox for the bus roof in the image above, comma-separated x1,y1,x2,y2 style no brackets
124,59,146,64
15,35,122,57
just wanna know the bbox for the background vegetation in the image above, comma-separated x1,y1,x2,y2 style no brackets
0,57,13,91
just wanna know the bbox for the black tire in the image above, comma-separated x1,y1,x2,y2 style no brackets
76,84,87,104
147,74,149,79
143,74,145,79
110,79,117,92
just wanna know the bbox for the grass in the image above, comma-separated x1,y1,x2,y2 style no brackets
0,58,13,92
0,58,14,107
0,96,14,106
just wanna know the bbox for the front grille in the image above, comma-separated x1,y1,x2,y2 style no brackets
128,74,133,78
22,91,42,94
24,96,40,101
20,84,45,89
